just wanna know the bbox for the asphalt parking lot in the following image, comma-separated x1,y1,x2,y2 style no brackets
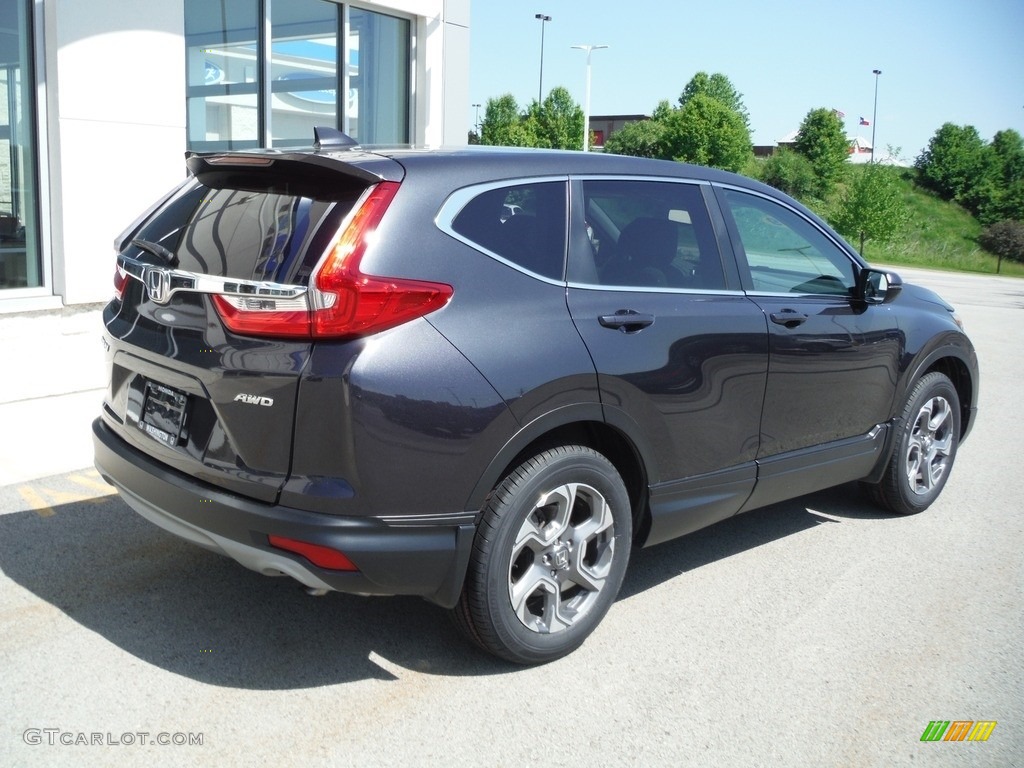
1,266,1021,767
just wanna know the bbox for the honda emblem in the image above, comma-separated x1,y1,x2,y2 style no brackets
145,267,171,304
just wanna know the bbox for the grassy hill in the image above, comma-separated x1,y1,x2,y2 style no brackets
834,167,1024,277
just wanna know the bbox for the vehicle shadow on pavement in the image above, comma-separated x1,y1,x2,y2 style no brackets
620,482,893,600
0,483,893,686
0,495,518,687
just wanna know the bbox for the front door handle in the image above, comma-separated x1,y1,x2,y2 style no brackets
769,310,808,328
599,310,655,333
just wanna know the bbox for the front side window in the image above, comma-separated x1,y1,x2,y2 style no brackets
582,180,725,290
721,189,856,295
449,182,568,281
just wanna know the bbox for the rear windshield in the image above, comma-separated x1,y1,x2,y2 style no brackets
125,181,359,284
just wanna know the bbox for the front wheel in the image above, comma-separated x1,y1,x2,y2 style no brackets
863,371,961,515
451,445,632,664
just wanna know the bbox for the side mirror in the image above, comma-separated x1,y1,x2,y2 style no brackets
859,268,902,305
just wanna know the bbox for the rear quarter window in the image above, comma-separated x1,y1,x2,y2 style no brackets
448,181,568,281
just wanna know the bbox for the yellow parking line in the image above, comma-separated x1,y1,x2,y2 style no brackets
18,486,55,518
16,475,119,516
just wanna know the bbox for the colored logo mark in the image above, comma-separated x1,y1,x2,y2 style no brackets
920,720,997,742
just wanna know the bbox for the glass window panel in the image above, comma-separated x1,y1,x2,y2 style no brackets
184,2,413,150
451,182,568,280
185,0,260,151
722,189,856,295
270,0,338,147
347,9,410,145
583,180,725,290
0,0,41,289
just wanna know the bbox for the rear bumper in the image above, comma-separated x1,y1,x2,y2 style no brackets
93,418,476,608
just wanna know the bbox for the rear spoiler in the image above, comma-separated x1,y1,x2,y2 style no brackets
185,125,399,187
115,129,404,251
185,149,402,190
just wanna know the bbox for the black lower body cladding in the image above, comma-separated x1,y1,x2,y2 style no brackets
93,418,476,607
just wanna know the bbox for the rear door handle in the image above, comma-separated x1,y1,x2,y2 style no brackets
769,310,808,328
599,310,655,333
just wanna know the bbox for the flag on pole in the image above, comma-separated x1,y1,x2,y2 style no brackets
833,109,846,119
860,117,871,125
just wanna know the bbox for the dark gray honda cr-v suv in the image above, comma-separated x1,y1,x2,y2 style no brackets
94,130,978,663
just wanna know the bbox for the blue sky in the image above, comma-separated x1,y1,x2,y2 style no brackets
468,0,1024,162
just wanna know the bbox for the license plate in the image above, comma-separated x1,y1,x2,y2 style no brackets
138,382,189,448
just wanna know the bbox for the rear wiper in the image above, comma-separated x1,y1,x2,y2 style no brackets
132,238,179,268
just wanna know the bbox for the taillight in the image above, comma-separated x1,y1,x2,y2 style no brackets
211,181,453,340
113,261,129,301
211,295,312,338
268,535,359,571
310,182,453,338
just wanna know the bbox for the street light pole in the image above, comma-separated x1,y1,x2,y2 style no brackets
571,44,608,152
535,14,551,104
871,69,882,163
472,103,481,133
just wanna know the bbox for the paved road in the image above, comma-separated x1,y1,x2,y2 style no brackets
1,267,1021,767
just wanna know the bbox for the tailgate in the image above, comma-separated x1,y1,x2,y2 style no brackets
100,151,396,502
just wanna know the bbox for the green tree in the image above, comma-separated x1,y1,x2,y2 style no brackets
794,108,850,196
758,147,817,199
525,87,585,150
602,116,666,159
666,93,752,172
480,94,532,147
831,163,910,254
979,220,1024,271
606,88,752,173
480,89,584,150
982,179,1024,225
991,129,1024,183
678,71,750,130
651,100,674,122
979,129,1024,223
914,123,992,206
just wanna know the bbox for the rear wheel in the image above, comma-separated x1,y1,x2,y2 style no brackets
452,445,632,664
864,371,960,515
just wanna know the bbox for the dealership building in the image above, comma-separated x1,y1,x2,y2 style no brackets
0,0,469,313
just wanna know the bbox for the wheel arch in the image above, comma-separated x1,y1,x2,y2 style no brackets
922,354,976,442
465,405,654,544
865,343,977,485
896,338,977,442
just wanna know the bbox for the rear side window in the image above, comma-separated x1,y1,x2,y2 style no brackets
449,181,568,280
582,180,725,290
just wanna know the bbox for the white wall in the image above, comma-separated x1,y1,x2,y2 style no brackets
393,0,469,146
45,0,186,306
441,0,470,146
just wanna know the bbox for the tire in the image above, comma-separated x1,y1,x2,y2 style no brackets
451,445,632,664
863,371,960,515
